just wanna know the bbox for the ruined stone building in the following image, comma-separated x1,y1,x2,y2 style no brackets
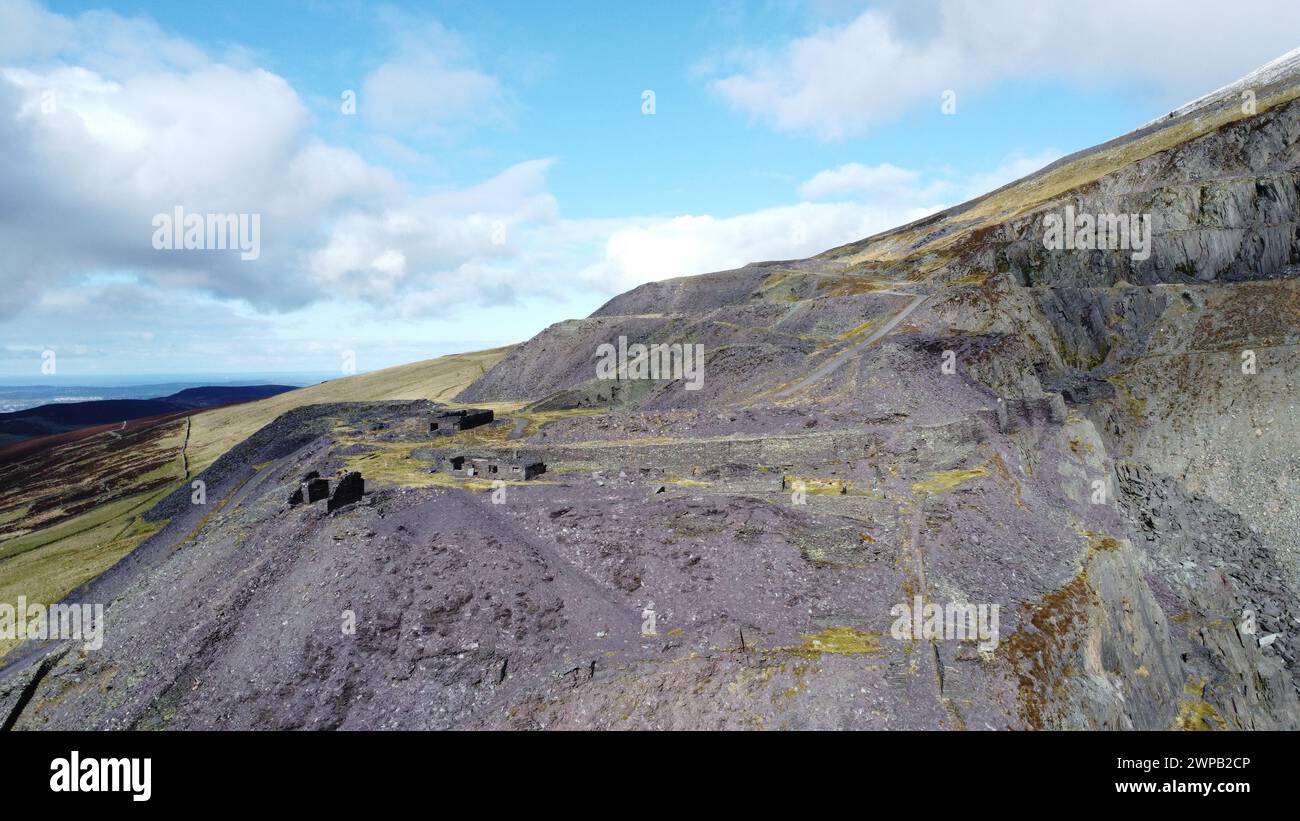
328,471,364,512
430,408,494,435
444,451,546,480
290,471,331,506
289,469,365,511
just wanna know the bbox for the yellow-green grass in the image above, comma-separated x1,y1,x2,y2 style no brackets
816,274,906,296
0,346,511,661
0,451,184,565
344,443,555,491
1172,677,1228,731
0,487,171,657
661,476,711,488
756,270,807,302
422,407,606,451
0,506,29,529
911,466,989,495
839,318,882,341
947,271,991,287
789,627,885,658
783,475,851,495
342,443,453,488
183,345,513,475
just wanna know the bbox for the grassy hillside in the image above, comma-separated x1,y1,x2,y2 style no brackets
182,346,510,475
0,345,512,659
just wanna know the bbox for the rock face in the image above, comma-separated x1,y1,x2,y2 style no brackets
327,472,364,512
4,58,1300,731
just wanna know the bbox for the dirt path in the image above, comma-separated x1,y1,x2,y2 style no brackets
506,417,528,440
775,293,927,398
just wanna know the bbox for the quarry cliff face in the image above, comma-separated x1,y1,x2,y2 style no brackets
438,59,1300,730
5,60,1300,731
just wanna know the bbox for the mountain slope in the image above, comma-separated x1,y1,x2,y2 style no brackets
5,55,1300,730
0,346,512,660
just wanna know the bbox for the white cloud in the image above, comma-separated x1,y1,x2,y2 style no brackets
799,162,946,204
0,0,71,60
0,59,374,315
0,5,554,320
0,0,1074,373
796,154,1067,208
578,149,1068,292
0,5,1054,321
580,201,936,294
360,17,506,136
362,58,504,136
709,0,1300,139
305,158,561,307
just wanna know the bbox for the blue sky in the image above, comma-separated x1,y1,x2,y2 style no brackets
2,0,1298,380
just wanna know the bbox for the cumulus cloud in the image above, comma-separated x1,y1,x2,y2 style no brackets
579,148,1069,292
0,0,1074,372
0,59,380,316
577,201,931,293
307,159,559,305
709,0,1300,139
0,4,560,320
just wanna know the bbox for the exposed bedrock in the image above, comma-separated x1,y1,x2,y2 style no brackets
8,58,1300,732
972,99,1300,287
451,80,1300,730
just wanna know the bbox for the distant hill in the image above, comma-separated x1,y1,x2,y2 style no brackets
0,385,297,444
147,385,298,409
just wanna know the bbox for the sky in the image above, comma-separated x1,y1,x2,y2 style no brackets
1,0,1298,380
